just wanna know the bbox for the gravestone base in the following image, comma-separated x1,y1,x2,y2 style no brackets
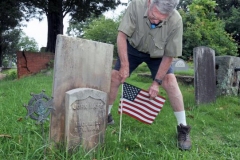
65,88,107,152
216,56,240,96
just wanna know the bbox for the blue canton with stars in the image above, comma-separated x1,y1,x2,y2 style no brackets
123,83,141,101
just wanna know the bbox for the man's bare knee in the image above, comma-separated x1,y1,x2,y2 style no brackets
111,70,121,87
162,74,178,90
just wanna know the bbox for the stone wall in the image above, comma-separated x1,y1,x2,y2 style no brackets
17,51,54,78
216,56,240,96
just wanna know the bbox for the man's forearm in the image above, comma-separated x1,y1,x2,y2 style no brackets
155,56,173,80
117,31,129,68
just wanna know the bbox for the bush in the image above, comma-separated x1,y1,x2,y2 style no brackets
179,0,238,61
4,70,17,80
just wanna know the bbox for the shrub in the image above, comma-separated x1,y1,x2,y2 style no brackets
179,0,238,61
4,70,17,80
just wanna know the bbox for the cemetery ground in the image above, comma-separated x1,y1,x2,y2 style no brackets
0,64,240,160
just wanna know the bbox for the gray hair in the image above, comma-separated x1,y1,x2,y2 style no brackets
150,0,179,14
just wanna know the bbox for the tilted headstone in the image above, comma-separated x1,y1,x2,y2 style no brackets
215,56,240,96
172,58,189,71
65,88,107,151
50,35,113,147
194,46,216,105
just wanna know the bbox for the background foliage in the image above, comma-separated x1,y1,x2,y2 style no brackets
179,0,238,60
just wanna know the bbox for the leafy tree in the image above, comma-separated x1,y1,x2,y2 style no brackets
2,30,39,68
18,32,39,52
2,29,21,68
177,0,192,11
179,0,238,60
67,11,124,58
0,0,25,67
215,0,240,55
215,0,240,15
21,0,121,53
67,15,95,38
82,16,120,57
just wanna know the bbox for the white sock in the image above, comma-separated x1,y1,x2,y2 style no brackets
174,111,187,126
108,105,113,115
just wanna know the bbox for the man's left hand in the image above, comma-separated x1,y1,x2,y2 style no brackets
148,83,159,99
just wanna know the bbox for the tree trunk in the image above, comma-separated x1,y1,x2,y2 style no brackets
0,33,3,67
8,55,12,68
46,0,63,53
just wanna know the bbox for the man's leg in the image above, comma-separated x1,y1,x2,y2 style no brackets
109,70,122,105
108,41,144,124
107,70,122,124
162,74,192,150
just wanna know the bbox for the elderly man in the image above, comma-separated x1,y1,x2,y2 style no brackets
107,0,191,150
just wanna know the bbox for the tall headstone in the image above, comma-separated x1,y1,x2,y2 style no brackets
65,88,107,151
216,56,240,96
194,46,216,105
50,35,113,146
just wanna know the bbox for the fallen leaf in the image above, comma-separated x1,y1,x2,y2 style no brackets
0,134,11,138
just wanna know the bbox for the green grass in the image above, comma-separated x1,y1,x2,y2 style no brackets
174,70,194,76
134,62,195,77
0,68,240,159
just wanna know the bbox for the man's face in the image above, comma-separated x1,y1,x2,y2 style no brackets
147,5,168,25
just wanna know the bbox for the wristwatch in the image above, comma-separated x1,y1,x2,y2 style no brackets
154,79,162,85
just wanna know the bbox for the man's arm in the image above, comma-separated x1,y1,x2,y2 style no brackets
155,56,173,81
148,56,173,99
117,31,129,83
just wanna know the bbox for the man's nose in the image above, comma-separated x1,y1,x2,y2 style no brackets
153,20,160,24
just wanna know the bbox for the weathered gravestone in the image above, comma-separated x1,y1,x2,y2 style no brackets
172,58,189,71
65,88,107,151
50,35,113,150
215,56,240,96
194,46,216,105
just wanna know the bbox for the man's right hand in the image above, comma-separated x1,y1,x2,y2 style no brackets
119,66,129,83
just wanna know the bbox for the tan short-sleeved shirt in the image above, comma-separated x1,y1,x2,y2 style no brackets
118,0,183,58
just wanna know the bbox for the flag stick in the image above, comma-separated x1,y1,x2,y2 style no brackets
119,83,124,142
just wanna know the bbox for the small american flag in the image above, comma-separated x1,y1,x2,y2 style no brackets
118,82,165,125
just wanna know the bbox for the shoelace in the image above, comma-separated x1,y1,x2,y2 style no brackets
178,130,190,141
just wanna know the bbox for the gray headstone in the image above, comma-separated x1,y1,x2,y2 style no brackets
216,56,240,96
172,58,189,71
50,35,113,144
194,46,216,105
65,88,107,151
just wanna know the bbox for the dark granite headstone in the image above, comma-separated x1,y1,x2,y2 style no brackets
194,46,216,105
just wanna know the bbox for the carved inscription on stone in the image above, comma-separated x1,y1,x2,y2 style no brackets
70,97,104,135
172,58,189,71
74,121,100,133
71,99,104,110
65,88,107,151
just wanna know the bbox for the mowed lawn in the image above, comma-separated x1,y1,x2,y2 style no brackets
0,68,240,160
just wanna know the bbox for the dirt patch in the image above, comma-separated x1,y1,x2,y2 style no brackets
0,73,6,80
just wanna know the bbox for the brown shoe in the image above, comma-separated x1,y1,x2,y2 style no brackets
177,124,192,150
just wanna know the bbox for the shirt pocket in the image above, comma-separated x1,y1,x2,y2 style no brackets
128,31,144,49
150,40,166,58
